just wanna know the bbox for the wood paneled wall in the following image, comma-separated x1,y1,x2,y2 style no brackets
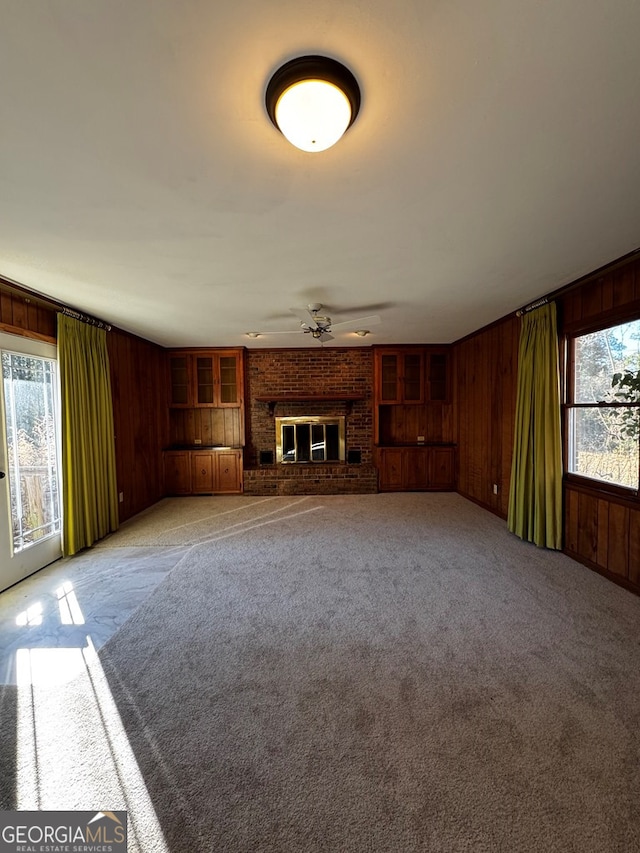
564,485,640,589
1,280,167,526
169,407,243,448
108,328,167,522
454,252,639,591
455,316,519,518
560,253,640,591
0,283,56,340
562,255,640,332
378,402,454,445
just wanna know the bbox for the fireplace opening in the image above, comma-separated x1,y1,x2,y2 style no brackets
275,416,345,464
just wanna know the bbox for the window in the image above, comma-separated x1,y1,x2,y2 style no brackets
275,416,345,463
566,319,640,492
2,350,61,551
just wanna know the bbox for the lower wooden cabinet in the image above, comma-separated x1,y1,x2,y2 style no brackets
191,451,216,494
216,451,242,493
429,446,455,489
379,448,406,490
163,451,192,495
163,449,243,495
377,445,456,491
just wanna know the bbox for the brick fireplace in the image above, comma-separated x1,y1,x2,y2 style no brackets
243,348,377,495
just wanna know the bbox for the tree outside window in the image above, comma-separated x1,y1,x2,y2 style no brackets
2,352,60,550
567,319,640,491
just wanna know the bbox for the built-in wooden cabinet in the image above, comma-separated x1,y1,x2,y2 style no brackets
167,347,245,452
427,352,449,402
216,451,243,493
168,355,190,407
374,347,450,405
168,349,244,408
378,448,405,489
191,451,216,493
163,451,192,495
191,450,243,494
430,446,456,489
164,449,243,495
374,345,455,491
165,349,245,496
376,349,425,403
377,446,455,491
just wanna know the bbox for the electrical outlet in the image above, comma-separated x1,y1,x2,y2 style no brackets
194,438,202,445
417,435,425,444
493,484,499,495
119,491,124,503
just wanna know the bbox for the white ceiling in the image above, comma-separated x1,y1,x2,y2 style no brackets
1,1,639,349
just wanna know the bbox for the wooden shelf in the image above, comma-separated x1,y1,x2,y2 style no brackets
255,394,365,416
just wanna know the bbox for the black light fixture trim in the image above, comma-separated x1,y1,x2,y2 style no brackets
265,55,361,133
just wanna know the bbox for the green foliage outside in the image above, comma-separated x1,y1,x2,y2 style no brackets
2,353,60,549
573,321,640,489
611,368,640,440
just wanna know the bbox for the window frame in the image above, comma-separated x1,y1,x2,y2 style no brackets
563,316,640,500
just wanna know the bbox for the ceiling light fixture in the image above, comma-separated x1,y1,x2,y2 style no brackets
246,332,261,338
355,330,370,337
265,55,361,152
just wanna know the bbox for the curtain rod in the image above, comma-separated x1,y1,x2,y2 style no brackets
516,296,550,317
61,306,111,331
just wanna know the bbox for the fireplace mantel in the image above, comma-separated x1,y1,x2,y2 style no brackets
255,394,365,416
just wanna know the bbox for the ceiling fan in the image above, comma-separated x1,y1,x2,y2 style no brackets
250,304,381,343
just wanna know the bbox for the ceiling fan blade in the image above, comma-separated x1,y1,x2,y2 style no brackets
289,306,315,324
318,332,334,342
329,314,382,331
252,329,306,336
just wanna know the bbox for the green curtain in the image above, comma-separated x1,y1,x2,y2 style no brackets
507,302,563,549
58,313,119,556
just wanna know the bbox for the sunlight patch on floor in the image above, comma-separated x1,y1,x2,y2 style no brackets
56,580,85,625
16,602,43,627
15,622,169,852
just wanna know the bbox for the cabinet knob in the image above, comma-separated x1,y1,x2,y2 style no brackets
201,468,206,475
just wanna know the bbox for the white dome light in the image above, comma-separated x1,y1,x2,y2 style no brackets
266,56,361,154
275,79,352,152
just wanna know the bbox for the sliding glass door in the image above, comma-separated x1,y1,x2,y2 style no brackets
0,333,61,592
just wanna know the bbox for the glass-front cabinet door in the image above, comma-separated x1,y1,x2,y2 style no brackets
195,355,215,405
427,352,449,401
217,354,240,406
402,352,424,403
168,350,243,409
194,352,238,407
379,354,400,403
375,349,424,404
169,354,190,406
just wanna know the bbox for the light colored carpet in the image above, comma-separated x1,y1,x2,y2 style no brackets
3,494,640,852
